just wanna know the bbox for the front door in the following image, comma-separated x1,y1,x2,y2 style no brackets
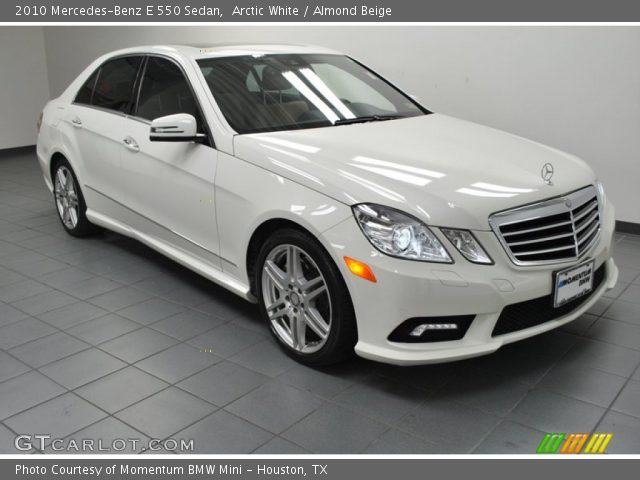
119,55,221,269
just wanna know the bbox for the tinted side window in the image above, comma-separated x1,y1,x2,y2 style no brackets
92,56,142,113
136,57,202,130
75,69,99,105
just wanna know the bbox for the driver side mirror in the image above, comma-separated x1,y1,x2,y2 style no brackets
149,113,204,142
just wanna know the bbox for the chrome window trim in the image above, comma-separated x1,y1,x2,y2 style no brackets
71,52,216,148
489,185,601,266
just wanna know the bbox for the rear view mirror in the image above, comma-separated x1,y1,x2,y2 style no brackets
149,113,201,142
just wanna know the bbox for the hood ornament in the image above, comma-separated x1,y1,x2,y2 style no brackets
541,163,554,186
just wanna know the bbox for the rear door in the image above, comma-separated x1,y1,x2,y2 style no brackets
66,55,143,211
119,55,221,268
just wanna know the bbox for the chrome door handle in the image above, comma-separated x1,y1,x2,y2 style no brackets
123,136,139,152
70,117,83,128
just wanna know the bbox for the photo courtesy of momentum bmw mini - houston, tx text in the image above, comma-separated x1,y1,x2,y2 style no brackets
37,43,617,367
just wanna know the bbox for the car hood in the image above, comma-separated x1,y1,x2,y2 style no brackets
233,114,596,230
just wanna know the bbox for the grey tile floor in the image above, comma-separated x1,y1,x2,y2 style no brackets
1,148,640,454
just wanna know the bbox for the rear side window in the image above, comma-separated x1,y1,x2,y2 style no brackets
91,56,142,113
135,56,203,130
75,69,99,105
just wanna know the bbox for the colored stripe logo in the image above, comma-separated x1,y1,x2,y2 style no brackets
537,432,612,454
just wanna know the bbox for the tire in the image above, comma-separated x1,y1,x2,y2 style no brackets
255,228,357,366
52,158,97,237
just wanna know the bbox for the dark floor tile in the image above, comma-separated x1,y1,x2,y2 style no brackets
333,377,426,423
587,318,640,350
597,411,640,453
177,361,268,407
66,314,140,345
277,363,355,399
115,387,215,439
0,280,51,304
226,381,322,434
59,277,123,300
373,361,462,393
559,338,640,377
37,302,109,330
538,363,626,407
135,343,221,384
229,340,297,378
473,420,545,454
5,393,106,445
0,302,29,327
38,267,95,289
99,327,178,363
39,348,126,389
396,399,500,452
191,296,250,322
602,298,640,324
508,389,605,433
187,323,265,358
116,297,185,325
559,313,599,336
587,296,614,316
435,367,530,416
176,410,273,454
473,331,577,385
0,422,34,454
619,282,640,301
252,437,309,454
611,380,640,418
282,403,387,453
364,428,446,454
9,332,90,368
87,286,151,312
0,318,57,350
46,417,149,454
0,269,27,288
149,310,222,341
0,352,31,383
75,366,169,413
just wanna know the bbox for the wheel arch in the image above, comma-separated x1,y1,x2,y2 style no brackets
49,151,67,182
246,218,313,296
49,149,84,185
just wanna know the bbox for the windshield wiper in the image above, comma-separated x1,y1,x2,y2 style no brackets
333,114,403,126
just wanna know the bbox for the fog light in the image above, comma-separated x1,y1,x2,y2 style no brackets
409,323,459,337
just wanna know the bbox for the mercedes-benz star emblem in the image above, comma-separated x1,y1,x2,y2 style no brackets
541,163,554,185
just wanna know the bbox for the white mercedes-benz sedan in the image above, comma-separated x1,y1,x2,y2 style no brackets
36,44,618,366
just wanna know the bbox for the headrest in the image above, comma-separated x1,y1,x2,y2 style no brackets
261,66,293,91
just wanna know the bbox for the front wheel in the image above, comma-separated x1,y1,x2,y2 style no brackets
255,228,357,366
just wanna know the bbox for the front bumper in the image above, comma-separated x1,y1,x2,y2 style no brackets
322,199,617,366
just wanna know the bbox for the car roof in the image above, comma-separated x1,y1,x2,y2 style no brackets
105,43,343,60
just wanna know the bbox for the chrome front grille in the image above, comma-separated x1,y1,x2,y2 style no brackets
489,186,601,266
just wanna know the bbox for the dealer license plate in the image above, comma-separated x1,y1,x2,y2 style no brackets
553,260,595,308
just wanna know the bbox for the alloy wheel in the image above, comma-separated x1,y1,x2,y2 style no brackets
261,244,332,354
54,166,79,230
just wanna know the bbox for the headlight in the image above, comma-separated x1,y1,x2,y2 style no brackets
441,228,493,264
595,180,606,206
352,204,452,263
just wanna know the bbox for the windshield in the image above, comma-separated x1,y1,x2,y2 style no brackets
197,54,428,134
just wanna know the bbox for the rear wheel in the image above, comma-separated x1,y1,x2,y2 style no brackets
255,228,357,366
52,159,97,237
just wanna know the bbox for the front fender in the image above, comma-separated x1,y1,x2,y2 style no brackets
215,152,352,284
